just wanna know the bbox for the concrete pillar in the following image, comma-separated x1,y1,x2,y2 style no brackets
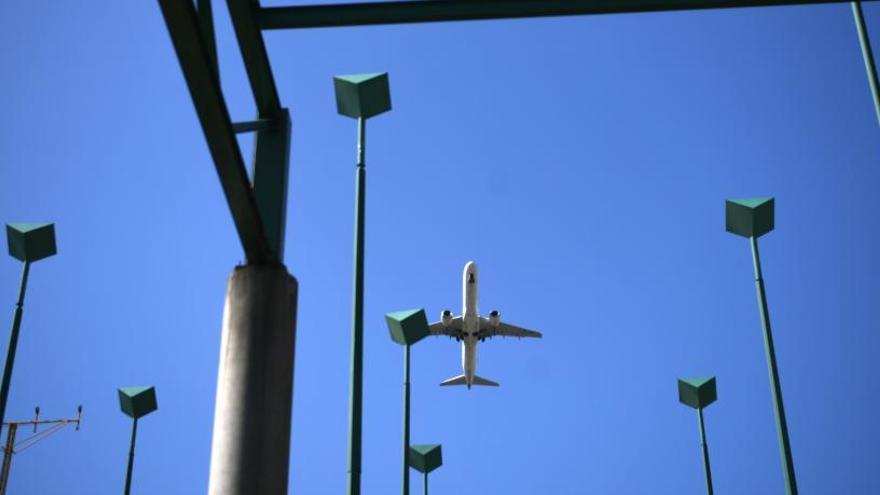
208,264,298,494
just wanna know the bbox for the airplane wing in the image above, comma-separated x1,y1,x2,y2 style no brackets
478,318,542,339
429,316,466,340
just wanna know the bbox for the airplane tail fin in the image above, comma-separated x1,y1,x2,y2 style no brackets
439,374,499,387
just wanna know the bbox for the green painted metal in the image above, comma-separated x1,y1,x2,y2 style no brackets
749,234,798,494
0,261,30,432
678,377,716,494
338,72,391,495
258,0,879,30
725,198,774,238
197,0,218,81
227,0,282,117
6,224,56,263
252,108,292,259
402,344,411,495
386,309,430,346
124,418,138,495
727,198,797,494
346,123,366,495
697,407,714,495
118,386,156,495
852,1,880,126
335,73,392,119
409,444,443,474
233,118,275,134
118,386,158,420
678,377,717,410
158,0,273,263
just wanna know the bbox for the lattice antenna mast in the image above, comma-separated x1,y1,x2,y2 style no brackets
0,405,82,495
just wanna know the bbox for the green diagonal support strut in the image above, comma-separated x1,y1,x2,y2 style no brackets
852,1,880,126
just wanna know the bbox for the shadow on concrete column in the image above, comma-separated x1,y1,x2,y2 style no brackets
208,264,298,494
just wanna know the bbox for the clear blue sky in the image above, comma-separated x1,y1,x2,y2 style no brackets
2,1,880,493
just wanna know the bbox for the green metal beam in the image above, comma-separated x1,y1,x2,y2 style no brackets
852,1,880,126
158,0,273,263
197,0,219,81
258,0,878,30
227,0,282,117
252,109,292,261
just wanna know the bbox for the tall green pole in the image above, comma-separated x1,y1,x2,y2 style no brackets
124,418,138,495
337,72,390,495
697,408,713,495
750,236,798,494
852,1,880,126
0,262,30,431
423,472,428,495
402,344,411,495
347,115,367,495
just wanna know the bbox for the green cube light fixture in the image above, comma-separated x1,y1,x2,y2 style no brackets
409,444,443,474
6,223,56,263
386,309,430,346
334,72,391,119
725,198,774,238
678,376,717,495
118,386,158,420
678,377,717,410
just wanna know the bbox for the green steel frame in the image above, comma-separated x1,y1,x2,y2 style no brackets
156,0,880,264
258,0,877,29
153,1,880,493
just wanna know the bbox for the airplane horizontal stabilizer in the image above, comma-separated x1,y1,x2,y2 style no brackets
440,375,468,386
472,375,499,387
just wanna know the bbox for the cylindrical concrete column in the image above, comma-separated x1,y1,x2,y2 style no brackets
208,264,298,494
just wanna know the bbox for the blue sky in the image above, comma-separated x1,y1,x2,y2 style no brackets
2,1,880,493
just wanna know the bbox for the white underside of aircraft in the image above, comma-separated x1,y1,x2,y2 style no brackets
429,261,542,389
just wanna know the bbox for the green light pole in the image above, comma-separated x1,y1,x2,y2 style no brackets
335,72,391,495
726,197,798,495
0,224,56,430
385,309,430,495
118,386,158,495
409,444,443,495
678,377,717,495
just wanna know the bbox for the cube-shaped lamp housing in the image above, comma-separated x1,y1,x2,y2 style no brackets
678,377,717,410
386,308,429,346
7,223,56,262
409,444,443,474
118,386,158,419
726,198,774,238
334,73,391,119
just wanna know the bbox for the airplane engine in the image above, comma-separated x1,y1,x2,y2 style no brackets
441,309,453,327
489,310,501,327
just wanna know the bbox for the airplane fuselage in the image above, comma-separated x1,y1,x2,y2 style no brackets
461,261,480,388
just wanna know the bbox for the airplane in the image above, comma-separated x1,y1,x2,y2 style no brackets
429,261,542,389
